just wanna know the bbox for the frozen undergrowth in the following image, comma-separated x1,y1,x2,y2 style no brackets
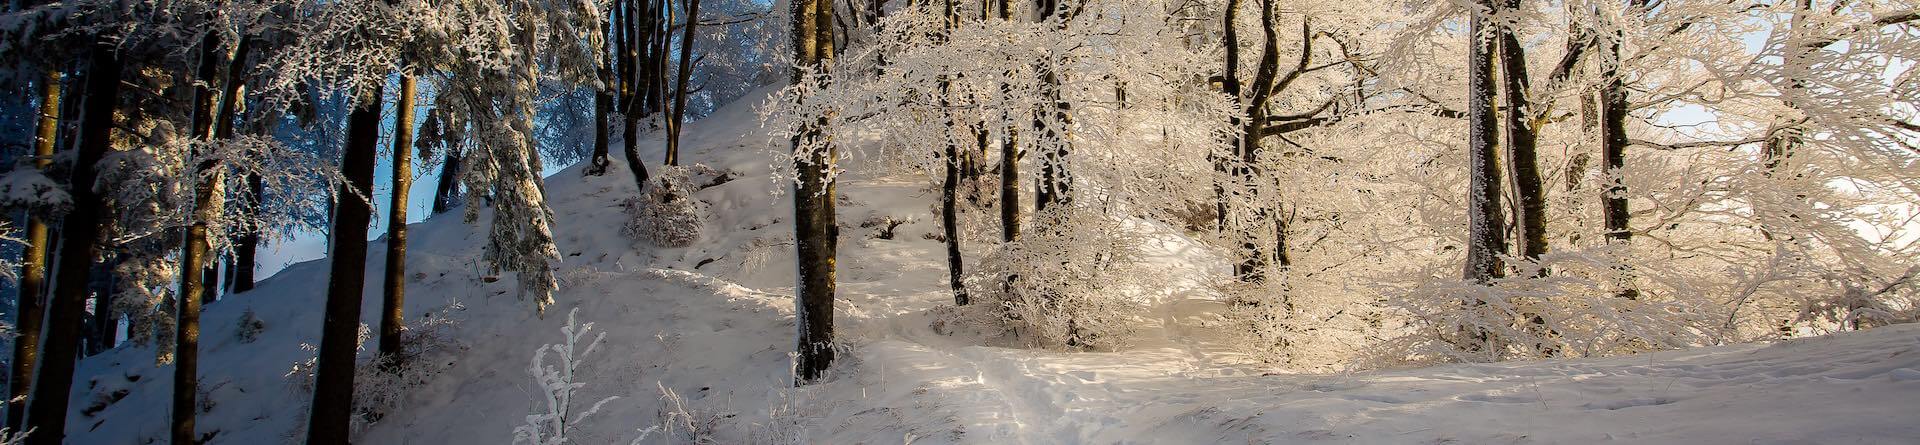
61,89,1920,445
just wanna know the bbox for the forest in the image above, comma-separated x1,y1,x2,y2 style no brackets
0,0,1915,443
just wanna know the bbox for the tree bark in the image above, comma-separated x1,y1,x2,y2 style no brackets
793,0,839,385
1464,0,1507,283
996,0,1019,243
304,82,382,445
665,0,700,166
171,27,231,445
939,0,967,306
432,147,462,214
8,66,60,434
380,73,417,365
1496,0,1547,266
25,39,120,445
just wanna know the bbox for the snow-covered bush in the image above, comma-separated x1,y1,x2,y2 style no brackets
235,309,266,344
286,302,466,434
1374,249,1723,365
623,165,711,248
960,211,1154,351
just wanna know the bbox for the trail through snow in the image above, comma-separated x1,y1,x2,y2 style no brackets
61,89,1920,444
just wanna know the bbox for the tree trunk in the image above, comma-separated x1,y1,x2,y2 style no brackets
304,83,382,445
221,38,258,294
665,0,700,166
793,0,839,385
1496,0,1547,267
8,67,59,434
232,172,263,291
25,39,120,445
1463,0,1507,283
171,27,230,444
996,0,1018,243
939,0,967,306
589,84,612,176
380,73,417,365
432,147,462,214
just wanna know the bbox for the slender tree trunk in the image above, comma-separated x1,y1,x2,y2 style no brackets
8,67,59,433
221,38,258,294
939,0,967,306
1031,0,1071,215
1464,0,1507,283
200,263,219,304
1496,0,1547,267
379,73,417,365
996,0,1019,243
232,172,263,291
172,27,231,443
590,81,612,177
585,19,614,178
1598,1,1642,300
793,0,839,385
432,148,462,214
305,82,382,445
665,0,700,166
25,40,121,445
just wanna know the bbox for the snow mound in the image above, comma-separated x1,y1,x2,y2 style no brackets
69,89,1920,444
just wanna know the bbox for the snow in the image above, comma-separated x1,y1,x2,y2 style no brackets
65,88,1920,444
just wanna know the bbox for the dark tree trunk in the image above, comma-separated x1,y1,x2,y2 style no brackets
25,40,120,445
380,73,417,365
996,0,1018,243
793,0,839,385
232,173,262,292
665,0,700,166
1031,0,1071,215
589,85,612,176
1496,0,1547,266
305,83,382,445
223,39,259,294
8,67,60,433
1463,0,1507,283
432,147,463,214
939,0,967,306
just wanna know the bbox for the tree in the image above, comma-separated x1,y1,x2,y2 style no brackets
664,0,701,167
305,82,382,444
1462,0,1507,284
791,0,838,384
172,16,231,443
380,71,418,364
25,39,120,445
938,0,966,306
6,63,58,435
1495,0,1545,266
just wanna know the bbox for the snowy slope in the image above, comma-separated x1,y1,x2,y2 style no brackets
68,89,1920,444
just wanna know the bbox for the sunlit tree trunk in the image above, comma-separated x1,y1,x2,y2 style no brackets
380,72,418,365
793,0,839,385
172,25,230,444
26,39,121,445
7,65,60,434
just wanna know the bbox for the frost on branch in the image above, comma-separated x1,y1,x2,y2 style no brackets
512,308,617,445
960,211,1155,351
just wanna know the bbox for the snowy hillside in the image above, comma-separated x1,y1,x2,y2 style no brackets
65,90,1920,445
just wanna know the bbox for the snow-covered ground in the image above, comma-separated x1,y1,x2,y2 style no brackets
66,90,1920,444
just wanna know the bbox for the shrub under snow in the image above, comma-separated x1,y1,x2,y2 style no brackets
623,165,714,248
